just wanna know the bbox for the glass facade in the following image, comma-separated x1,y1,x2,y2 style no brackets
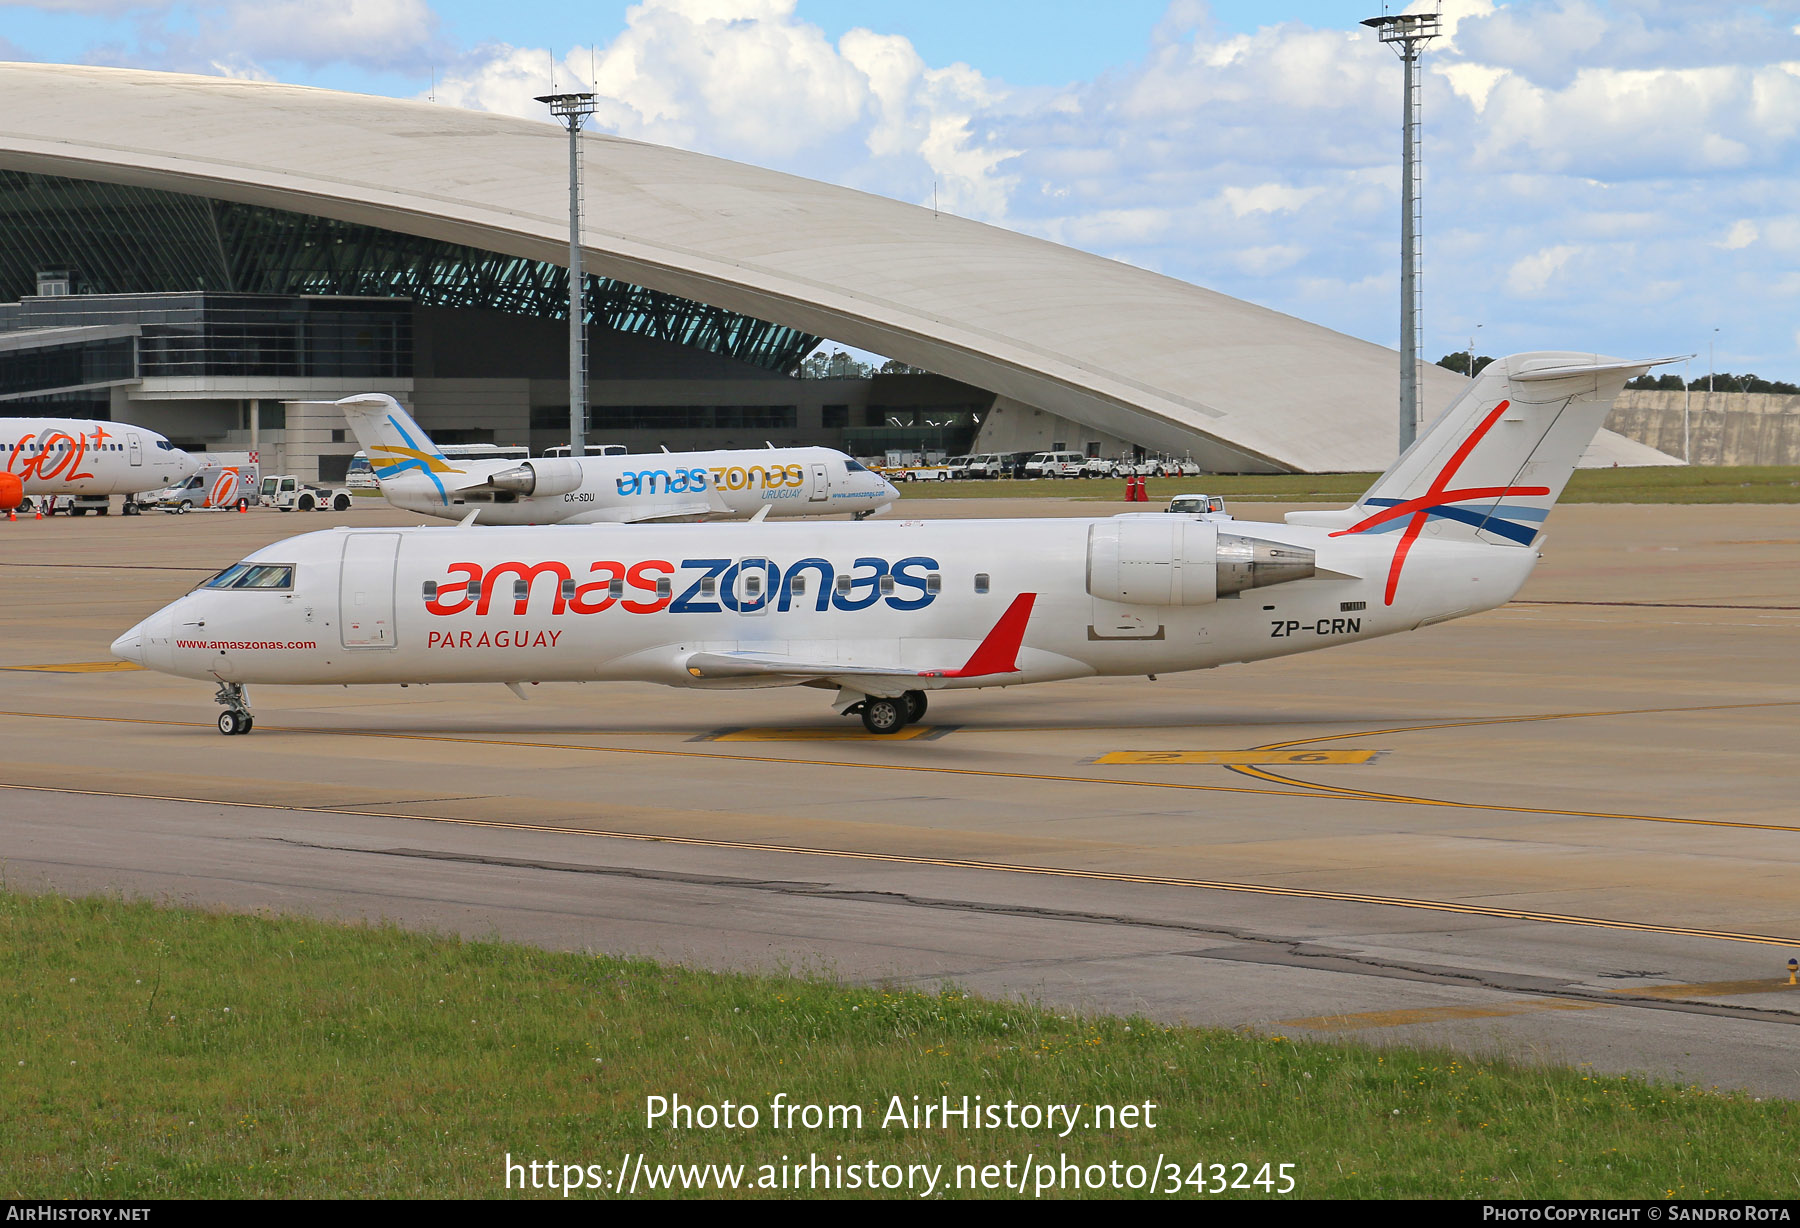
1,294,410,380
0,334,134,397
0,170,819,373
531,403,798,432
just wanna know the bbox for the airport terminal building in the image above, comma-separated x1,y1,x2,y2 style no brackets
0,63,1672,479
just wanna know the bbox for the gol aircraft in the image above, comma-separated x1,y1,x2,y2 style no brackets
336,394,897,525
115,352,1668,735
3,417,198,516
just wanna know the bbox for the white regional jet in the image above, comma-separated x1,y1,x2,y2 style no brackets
335,394,897,525
2,418,198,516
114,353,1668,736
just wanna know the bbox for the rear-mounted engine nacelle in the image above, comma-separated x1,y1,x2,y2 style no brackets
486,459,584,497
1087,521,1314,605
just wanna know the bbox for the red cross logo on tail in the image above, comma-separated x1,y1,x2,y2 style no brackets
1331,400,1550,606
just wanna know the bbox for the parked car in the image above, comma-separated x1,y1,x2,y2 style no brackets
958,452,1009,479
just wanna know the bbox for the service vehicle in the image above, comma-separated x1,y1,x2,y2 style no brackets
155,455,260,512
261,474,355,512
1024,450,1086,478
1164,493,1231,518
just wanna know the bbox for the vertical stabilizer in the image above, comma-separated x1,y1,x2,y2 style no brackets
1338,352,1672,552
333,393,464,505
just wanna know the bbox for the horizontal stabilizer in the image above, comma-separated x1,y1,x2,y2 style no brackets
1511,355,1688,382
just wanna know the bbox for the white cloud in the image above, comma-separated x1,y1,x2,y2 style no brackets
1220,183,1323,217
223,0,436,69
436,0,1018,220
1718,220,1759,249
57,0,442,73
1506,244,1583,296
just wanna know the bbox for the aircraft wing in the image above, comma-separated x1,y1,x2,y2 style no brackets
608,502,717,524
681,594,1038,685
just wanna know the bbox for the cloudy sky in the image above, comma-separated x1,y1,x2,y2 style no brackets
4,0,1797,380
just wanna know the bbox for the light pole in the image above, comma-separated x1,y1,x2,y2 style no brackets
1467,323,1482,378
1363,8,1440,454
1709,327,1718,394
537,89,597,459
1682,358,1690,463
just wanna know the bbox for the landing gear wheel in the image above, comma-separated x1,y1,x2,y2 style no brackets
213,682,252,735
902,689,928,724
859,697,907,735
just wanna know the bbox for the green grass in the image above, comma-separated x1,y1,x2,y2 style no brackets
3,890,1796,1199
894,466,1800,504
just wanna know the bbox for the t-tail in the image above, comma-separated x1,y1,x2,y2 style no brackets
1291,351,1679,601
333,393,464,504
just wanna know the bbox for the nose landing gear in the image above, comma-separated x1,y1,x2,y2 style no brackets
214,682,254,735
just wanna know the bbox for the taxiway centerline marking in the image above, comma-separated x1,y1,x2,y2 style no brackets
0,707,1794,838
1,777,1796,950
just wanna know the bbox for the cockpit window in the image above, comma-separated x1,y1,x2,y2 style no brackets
203,563,294,591
844,459,868,473
156,440,174,451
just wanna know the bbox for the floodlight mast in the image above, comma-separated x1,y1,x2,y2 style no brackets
1362,9,1440,455
537,91,598,458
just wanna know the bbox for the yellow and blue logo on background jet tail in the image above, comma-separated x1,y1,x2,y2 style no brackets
370,416,464,503
335,393,465,505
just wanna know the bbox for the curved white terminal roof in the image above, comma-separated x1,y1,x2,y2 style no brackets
0,63,1669,471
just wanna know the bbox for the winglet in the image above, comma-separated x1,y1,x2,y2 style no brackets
933,592,1036,678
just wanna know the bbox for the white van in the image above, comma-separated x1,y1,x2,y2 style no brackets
1024,450,1085,478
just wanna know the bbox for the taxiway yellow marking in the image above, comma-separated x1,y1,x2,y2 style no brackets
1213,700,1800,833
1280,999,1600,1032
1223,761,1800,835
2,776,1797,949
1,661,142,673
1602,977,1799,1001
698,725,956,742
1246,700,1800,753
1,707,1797,840
1280,977,1799,1032
1094,749,1378,766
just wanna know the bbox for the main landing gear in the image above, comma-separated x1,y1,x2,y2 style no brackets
848,689,928,735
214,682,254,735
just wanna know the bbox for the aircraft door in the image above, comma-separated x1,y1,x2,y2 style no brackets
809,463,829,502
339,532,399,649
128,433,143,467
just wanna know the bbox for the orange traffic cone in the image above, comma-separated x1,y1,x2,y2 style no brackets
33,506,42,520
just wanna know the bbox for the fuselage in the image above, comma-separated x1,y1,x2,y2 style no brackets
3,418,197,496
381,446,897,524
113,517,1538,693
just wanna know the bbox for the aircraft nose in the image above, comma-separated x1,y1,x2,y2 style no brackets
110,619,147,665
